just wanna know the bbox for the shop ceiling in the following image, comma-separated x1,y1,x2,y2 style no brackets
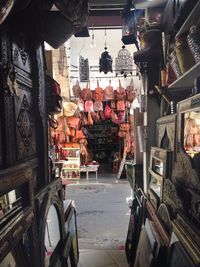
88,0,168,28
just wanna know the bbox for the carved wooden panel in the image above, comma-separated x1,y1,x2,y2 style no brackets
156,114,176,152
12,34,36,161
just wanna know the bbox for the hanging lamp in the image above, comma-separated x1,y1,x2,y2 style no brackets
99,28,113,74
115,45,133,77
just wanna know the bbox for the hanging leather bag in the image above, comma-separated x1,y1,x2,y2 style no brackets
117,100,125,111
72,80,82,98
104,103,112,119
105,80,114,100
115,80,126,100
77,98,85,111
84,100,94,112
126,78,136,102
94,81,104,101
94,100,103,112
81,83,92,101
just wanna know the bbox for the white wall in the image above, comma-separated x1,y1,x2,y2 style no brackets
66,29,141,95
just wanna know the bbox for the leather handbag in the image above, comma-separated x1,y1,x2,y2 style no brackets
93,100,103,112
77,98,85,111
104,103,112,119
126,78,136,102
115,80,126,100
81,83,92,100
105,80,114,100
117,100,125,111
84,100,94,112
67,116,80,129
94,81,104,101
72,80,82,98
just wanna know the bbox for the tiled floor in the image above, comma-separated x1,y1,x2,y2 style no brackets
78,249,129,267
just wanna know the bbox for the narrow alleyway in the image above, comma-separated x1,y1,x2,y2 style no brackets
65,173,130,267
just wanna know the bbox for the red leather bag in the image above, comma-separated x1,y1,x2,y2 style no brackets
104,103,112,119
72,80,82,98
115,80,125,100
84,100,94,112
94,81,104,101
126,78,135,102
117,100,125,111
104,80,114,100
81,83,92,100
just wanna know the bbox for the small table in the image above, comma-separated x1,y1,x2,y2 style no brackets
80,165,99,180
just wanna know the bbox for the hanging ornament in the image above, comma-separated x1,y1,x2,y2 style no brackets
115,45,133,78
99,27,113,74
79,55,89,82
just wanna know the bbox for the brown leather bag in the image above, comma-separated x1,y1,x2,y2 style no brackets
82,83,92,100
94,81,104,101
117,100,125,111
105,80,114,100
126,78,135,102
94,101,103,111
115,80,125,100
72,80,82,98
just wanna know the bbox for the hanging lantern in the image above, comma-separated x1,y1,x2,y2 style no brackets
79,55,89,82
115,46,133,78
121,0,142,50
99,47,113,74
99,27,113,74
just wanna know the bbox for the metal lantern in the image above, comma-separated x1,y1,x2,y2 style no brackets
99,47,113,74
115,46,133,77
79,55,90,82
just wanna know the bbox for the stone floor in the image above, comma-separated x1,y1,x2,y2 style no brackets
78,249,129,267
66,172,131,267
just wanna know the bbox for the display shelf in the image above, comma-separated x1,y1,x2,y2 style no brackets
176,0,200,37
169,62,200,89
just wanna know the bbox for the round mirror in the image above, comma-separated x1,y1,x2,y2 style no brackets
44,205,61,266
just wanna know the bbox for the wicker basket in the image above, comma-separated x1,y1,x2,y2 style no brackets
187,25,200,63
175,35,195,74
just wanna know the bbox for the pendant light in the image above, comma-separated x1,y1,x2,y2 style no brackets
90,26,96,48
99,28,113,74
115,45,133,78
